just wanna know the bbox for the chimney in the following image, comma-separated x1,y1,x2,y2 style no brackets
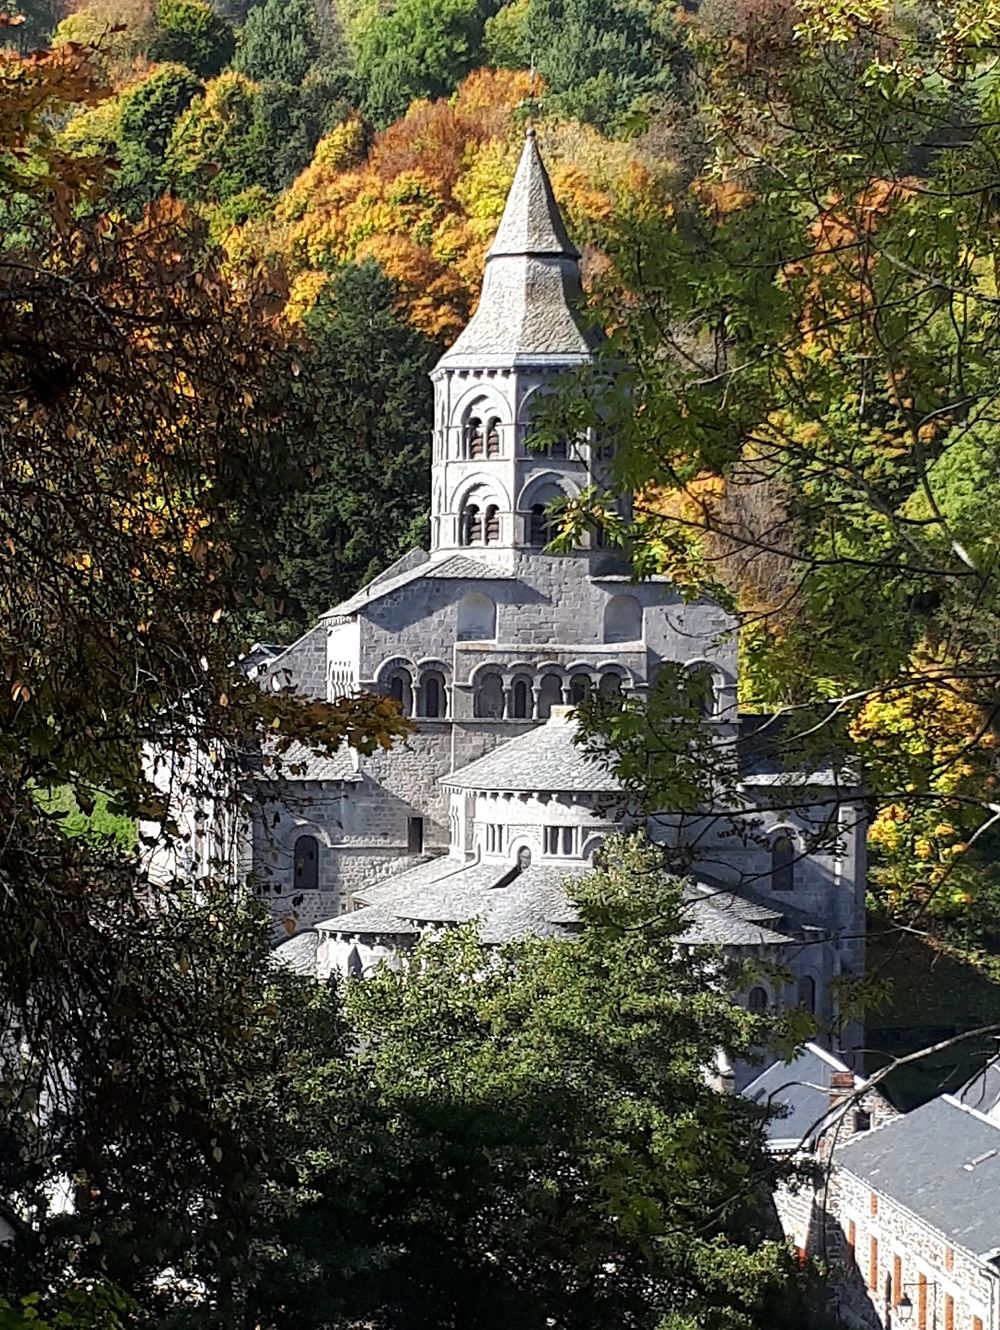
818,1069,857,1158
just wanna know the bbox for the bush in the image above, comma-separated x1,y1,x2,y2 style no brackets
149,0,236,76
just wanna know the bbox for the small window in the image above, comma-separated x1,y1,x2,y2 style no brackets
516,846,532,870
462,504,482,545
599,672,623,698
293,834,319,891
868,1236,878,1293
561,826,574,856
486,419,501,457
423,674,442,718
747,986,768,1013
529,503,552,547
484,504,501,545
467,417,484,458
407,817,424,854
346,945,363,978
457,591,496,641
485,824,503,854
386,667,412,716
603,594,642,643
797,974,816,1014
512,678,531,719
474,672,505,719
771,833,795,892
569,674,590,704
537,672,563,719
544,826,559,856
549,438,567,460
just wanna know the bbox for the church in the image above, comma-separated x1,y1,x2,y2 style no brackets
157,129,868,1068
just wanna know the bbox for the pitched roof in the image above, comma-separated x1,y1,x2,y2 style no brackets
742,1043,868,1148
441,708,622,793
269,928,321,976
257,738,361,782
835,1093,1000,1257
322,551,513,619
436,131,599,371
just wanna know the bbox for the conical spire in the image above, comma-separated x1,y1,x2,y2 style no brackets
487,128,580,261
435,129,596,371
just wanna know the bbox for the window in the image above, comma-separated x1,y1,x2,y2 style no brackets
548,438,567,460
974,1317,984,1330
870,1193,878,1217
529,503,552,547
407,817,424,854
599,672,623,698
892,1254,901,1307
944,1294,954,1330
747,987,768,1013
386,666,413,716
603,594,642,643
944,1246,954,1272
569,674,590,704
918,1273,927,1330
771,833,795,892
511,677,531,719
846,1219,856,1267
543,826,575,857
293,834,319,891
868,1236,878,1292
467,416,484,458
486,418,501,457
797,975,816,1013
687,664,716,718
346,945,363,978
484,504,501,545
462,503,483,545
516,846,532,870
457,591,496,641
485,824,503,853
421,671,445,719
537,672,563,719
474,672,505,719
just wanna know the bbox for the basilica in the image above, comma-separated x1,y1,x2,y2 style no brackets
158,129,868,1069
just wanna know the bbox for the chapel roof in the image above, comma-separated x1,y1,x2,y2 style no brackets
321,549,514,620
436,129,599,371
441,706,622,793
318,851,798,949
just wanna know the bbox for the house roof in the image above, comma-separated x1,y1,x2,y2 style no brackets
270,928,322,977
436,130,599,372
322,550,514,620
742,1043,869,1149
257,738,361,783
442,708,622,793
835,1091,1000,1258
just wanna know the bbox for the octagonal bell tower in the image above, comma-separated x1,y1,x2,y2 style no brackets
429,128,606,564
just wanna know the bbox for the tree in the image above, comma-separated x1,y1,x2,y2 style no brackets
165,69,262,201
148,0,235,77
115,61,204,211
351,0,491,127
233,0,321,85
0,45,407,1316
270,260,436,623
250,835,811,1330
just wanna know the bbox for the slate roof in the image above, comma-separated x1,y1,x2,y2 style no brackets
835,1093,1000,1258
955,1057,1000,1122
270,928,321,976
323,551,514,619
437,130,599,371
442,710,622,793
318,852,797,950
257,738,360,782
742,1043,868,1148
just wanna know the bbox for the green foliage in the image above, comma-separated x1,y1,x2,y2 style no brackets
233,0,321,85
115,62,203,211
270,260,436,623
351,0,490,127
525,0,682,131
33,785,135,852
165,70,261,201
149,0,235,77
482,0,529,66
247,72,352,192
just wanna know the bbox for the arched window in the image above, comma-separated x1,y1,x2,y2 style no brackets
385,666,412,716
461,504,482,546
466,416,484,458
771,833,795,892
486,418,501,457
346,945,363,978
293,834,319,891
797,974,816,1014
687,664,716,718
603,594,643,643
511,677,531,719
420,671,445,719
517,846,532,870
599,672,623,698
484,504,501,545
474,672,505,719
569,674,590,704
747,987,768,1013
537,672,563,719
457,591,497,641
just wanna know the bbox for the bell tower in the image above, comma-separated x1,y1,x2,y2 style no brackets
429,128,604,562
